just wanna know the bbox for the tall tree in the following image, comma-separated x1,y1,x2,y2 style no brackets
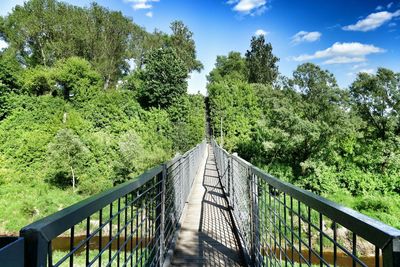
84,3,133,88
127,27,162,70
0,0,59,66
245,35,279,84
350,68,400,140
1,0,137,87
291,63,342,119
139,48,188,108
167,21,203,73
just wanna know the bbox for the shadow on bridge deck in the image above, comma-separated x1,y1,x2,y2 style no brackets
171,145,245,267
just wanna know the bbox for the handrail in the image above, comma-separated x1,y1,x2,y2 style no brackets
212,139,400,267
251,166,400,248
19,140,207,267
20,165,163,242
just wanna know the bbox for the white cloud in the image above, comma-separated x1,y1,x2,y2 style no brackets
352,62,368,70
0,40,8,50
348,67,375,77
323,57,366,65
388,2,394,9
389,22,397,27
343,10,400,31
255,29,268,36
124,0,159,10
376,5,384,11
145,11,153,17
359,68,375,74
291,31,321,44
227,0,267,15
293,42,385,65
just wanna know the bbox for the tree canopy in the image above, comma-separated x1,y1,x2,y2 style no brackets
0,1,202,89
207,36,400,229
0,0,205,233
138,48,188,108
207,51,247,83
245,35,279,84
167,21,203,73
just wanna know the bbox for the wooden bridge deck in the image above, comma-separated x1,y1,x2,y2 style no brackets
171,145,245,266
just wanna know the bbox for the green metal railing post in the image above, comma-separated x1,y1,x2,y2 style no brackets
249,168,260,265
156,164,167,267
383,238,400,267
227,155,231,198
20,228,48,267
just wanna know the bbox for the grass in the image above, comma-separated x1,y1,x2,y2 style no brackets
52,248,151,267
0,181,85,234
327,191,400,230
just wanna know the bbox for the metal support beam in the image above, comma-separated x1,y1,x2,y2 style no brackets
20,228,48,267
383,238,400,267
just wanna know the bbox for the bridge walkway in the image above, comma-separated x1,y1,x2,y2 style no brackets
171,144,245,266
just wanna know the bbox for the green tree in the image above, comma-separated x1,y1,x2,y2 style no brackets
167,94,205,151
84,3,133,88
114,131,145,184
22,66,54,96
0,51,21,91
127,26,158,70
53,57,102,101
1,0,137,86
0,0,59,66
350,68,400,174
207,51,247,83
245,35,279,84
238,64,360,193
350,68,400,140
47,129,88,191
208,78,259,150
0,51,22,119
291,63,343,121
139,48,188,108
167,21,203,73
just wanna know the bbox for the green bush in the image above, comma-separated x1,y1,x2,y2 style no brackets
296,160,339,194
355,196,392,213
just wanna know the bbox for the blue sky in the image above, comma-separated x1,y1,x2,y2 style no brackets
1,0,400,94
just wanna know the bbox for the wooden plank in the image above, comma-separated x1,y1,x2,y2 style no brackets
171,145,245,266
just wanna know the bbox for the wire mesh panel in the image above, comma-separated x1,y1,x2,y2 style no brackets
231,156,252,253
212,139,400,267
163,141,206,259
20,141,206,267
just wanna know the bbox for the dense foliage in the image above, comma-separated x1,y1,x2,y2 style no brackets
245,35,279,84
138,48,188,108
207,37,400,229
0,0,204,233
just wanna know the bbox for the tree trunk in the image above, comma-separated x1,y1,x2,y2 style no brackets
63,112,67,124
38,38,47,67
103,75,110,90
71,166,76,192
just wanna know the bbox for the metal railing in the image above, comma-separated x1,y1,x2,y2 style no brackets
16,140,206,267
212,139,400,267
